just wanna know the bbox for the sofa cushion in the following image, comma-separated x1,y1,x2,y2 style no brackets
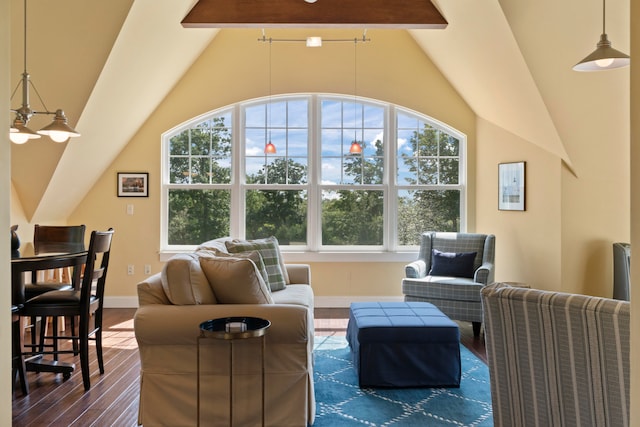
161,253,217,305
197,248,270,288
271,284,314,308
199,255,274,304
225,236,289,291
430,249,477,278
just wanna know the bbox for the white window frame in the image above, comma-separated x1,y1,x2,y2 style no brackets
160,94,466,262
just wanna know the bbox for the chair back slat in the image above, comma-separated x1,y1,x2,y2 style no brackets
80,230,114,308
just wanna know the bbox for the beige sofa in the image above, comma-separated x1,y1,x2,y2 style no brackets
481,283,630,427
134,238,315,426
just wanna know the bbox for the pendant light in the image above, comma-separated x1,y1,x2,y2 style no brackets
573,0,630,71
264,36,276,155
9,0,81,144
349,38,362,154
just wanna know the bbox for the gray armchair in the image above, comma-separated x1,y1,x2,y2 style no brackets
402,232,495,337
613,242,630,301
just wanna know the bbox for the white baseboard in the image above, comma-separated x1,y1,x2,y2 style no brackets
104,295,404,309
104,296,139,308
314,295,404,308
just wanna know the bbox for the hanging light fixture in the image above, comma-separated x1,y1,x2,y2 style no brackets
9,0,81,144
264,35,276,155
349,37,362,155
573,0,630,71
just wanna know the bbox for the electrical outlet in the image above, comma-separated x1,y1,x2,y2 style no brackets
127,264,134,275
144,264,151,275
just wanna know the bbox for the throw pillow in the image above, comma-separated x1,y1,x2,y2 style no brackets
199,255,274,304
225,236,288,291
161,253,217,305
429,249,477,279
197,248,270,287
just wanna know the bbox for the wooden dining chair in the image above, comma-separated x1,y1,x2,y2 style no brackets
25,224,86,300
21,229,114,391
24,224,86,348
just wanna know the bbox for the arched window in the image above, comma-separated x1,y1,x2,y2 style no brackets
161,94,466,259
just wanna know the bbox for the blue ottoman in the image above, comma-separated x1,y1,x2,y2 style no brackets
346,302,461,388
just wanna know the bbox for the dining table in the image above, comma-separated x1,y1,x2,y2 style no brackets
11,247,88,378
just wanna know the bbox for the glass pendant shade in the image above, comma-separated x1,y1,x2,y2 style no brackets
264,141,276,154
349,141,362,154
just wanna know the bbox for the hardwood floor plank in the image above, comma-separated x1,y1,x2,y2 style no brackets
13,307,487,426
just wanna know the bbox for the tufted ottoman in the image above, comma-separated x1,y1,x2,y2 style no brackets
346,301,461,388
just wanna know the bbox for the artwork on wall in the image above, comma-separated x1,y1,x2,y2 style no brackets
498,162,525,211
117,172,149,197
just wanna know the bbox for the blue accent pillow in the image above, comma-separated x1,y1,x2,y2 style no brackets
430,249,477,278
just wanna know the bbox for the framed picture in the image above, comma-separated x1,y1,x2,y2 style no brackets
117,172,149,197
498,162,525,211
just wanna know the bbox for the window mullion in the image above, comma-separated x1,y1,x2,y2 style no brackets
231,103,243,238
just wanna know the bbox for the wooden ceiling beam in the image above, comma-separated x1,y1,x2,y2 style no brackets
181,0,447,29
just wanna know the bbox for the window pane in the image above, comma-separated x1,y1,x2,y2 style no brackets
321,190,384,245
246,190,307,245
247,158,308,185
397,189,461,245
168,189,230,245
169,131,189,155
439,158,459,184
321,99,385,186
169,157,190,184
168,112,232,184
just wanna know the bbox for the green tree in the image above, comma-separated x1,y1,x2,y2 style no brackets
246,158,307,244
322,138,385,245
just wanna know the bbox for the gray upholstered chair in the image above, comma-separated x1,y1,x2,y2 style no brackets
402,232,495,337
613,242,630,301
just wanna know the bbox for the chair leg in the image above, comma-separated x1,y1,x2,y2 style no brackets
79,320,91,391
52,317,59,361
472,322,481,338
12,315,29,395
95,315,104,374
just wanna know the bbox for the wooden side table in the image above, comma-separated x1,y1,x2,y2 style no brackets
197,317,271,427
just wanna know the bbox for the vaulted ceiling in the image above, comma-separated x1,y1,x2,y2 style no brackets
9,0,630,223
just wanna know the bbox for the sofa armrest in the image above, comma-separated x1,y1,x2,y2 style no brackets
286,264,311,285
137,273,171,306
405,259,427,278
134,303,312,347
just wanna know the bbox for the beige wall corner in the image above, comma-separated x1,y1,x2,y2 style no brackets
1,0,12,420
629,0,639,423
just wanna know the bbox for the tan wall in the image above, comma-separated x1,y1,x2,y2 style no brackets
475,118,562,290
69,28,476,301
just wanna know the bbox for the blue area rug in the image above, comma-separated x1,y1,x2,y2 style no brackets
313,335,493,426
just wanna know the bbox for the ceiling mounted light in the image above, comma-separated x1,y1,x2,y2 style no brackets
9,0,81,144
573,0,630,71
259,30,370,48
306,37,322,47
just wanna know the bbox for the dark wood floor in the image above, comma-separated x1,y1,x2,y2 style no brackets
12,308,487,426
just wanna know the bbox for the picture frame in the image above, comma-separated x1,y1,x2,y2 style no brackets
117,172,149,197
498,162,525,211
